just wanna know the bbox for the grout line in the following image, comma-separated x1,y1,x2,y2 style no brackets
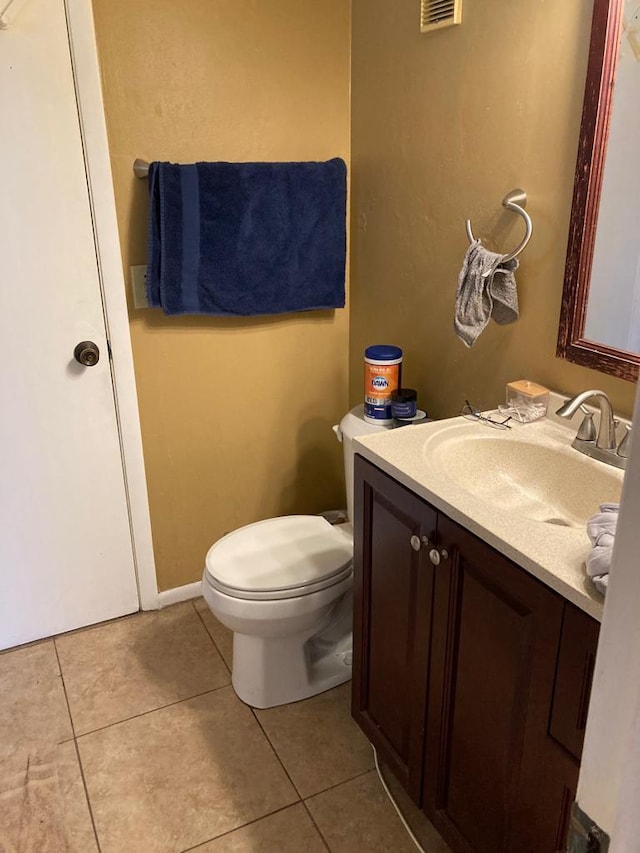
249,709,303,799
74,683,232,740
53,639,103,853
244,690,375,802
247,710,371,798
71,738,103,853
300,768,391,853
304,766,374,801
0,599,193,657
191,600,232,676
301,800,332,852
0,636,51,657
178,803,307,853
53,607,143,643
52,638,78,739
53,597,195,646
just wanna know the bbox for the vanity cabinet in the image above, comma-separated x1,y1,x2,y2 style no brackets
352,455,600,853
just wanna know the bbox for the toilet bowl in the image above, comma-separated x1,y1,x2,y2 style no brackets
201,406,390,709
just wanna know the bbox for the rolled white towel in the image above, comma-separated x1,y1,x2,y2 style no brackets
591,574,609,596
586,503,619,594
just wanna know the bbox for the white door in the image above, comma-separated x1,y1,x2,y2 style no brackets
0,0,140,648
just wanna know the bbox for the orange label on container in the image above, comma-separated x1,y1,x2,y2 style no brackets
364,362,400,405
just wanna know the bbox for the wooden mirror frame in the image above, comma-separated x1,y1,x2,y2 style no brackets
556,0,639,382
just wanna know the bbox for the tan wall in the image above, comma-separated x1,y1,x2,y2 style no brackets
92,0,351,591
350,0,637,420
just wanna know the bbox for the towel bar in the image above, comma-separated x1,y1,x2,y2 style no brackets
465,189,532,264
133,159,150,178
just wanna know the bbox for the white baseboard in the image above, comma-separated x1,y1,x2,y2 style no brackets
158,581,202,608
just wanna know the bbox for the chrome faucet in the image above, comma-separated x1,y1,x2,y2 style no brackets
556,390,628,470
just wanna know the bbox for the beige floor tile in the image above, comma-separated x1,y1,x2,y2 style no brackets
255,683,373,797
56,603,230,734
0,641,72,749
0,741,97,853
191,804,328,852
194,598,233,670
306,770,430,853
78,686,298,853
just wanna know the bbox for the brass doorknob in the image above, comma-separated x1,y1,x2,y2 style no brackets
73,341,100,367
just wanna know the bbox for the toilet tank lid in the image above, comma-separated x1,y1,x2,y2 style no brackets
204,515,352,593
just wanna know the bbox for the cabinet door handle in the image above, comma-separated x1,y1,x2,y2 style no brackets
429,548,449,566
410,535,431,551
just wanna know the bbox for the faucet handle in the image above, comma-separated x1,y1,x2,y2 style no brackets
576,408,597,442
617,424,632,459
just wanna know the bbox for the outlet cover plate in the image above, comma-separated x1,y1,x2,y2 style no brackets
130,265,149,309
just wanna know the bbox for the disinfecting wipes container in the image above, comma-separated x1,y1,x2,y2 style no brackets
364,345,403,424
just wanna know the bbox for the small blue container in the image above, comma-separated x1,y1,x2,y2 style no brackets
391,388,417,420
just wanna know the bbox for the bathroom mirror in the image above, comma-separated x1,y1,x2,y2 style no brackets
557,0,640,382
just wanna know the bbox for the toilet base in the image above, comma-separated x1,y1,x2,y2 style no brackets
231,594,353,709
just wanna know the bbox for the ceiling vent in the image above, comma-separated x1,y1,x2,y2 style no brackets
420,0,462,33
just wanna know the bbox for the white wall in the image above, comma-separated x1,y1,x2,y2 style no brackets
577,375,640,848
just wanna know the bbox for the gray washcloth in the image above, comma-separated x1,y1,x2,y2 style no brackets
586,502,619,595
454,240,520,347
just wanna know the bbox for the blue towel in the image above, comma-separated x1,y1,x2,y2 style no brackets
146,159,347,316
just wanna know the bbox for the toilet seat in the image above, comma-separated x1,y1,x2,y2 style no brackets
204,515,353,602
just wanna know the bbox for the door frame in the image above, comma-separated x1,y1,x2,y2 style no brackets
64,0,158,609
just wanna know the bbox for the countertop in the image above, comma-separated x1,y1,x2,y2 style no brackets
353,397,626,621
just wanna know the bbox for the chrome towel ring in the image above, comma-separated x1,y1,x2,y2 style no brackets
465,188,532,263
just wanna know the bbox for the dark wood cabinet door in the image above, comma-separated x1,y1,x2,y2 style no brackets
513,603,599,853
352,455,437,803
549,603,600,762
424,514,565,853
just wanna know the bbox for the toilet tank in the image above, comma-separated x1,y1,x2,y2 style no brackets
333,405,392,523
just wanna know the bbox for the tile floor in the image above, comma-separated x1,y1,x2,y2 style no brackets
0,599,450,853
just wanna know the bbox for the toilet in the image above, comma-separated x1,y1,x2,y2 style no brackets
201,405,390,708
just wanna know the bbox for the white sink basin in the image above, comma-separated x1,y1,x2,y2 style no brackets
425,429,622,527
